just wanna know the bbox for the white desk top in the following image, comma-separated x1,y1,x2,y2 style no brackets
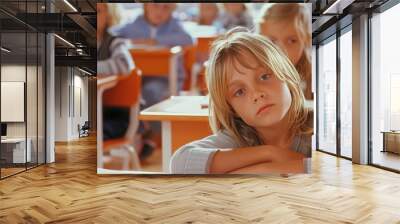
1,137,30,143
139,96,209,122
182,21,218,38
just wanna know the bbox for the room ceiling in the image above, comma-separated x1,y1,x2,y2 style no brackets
0,0,96,73
0,0,394,73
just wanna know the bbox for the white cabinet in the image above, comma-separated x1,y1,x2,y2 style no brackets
1,138,32,163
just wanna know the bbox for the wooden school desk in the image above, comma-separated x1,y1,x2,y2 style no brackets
139,96,212,172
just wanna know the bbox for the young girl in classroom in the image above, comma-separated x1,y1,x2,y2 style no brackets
258,3,313,100
170,27,313,174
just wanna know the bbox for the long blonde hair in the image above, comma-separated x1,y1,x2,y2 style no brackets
260,3,312,99
206,27,311,147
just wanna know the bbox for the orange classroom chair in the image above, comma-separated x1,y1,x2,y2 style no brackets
101,68,142,170
182,45,197,91
188,36,217,94
130,46,182,96
196,36,217,61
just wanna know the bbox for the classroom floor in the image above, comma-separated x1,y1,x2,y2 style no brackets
0,167,25,178
0,136,400,223
141,147,162,172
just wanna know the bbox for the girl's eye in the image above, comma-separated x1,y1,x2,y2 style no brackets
260,73,271,81
234,88,245,97
288,38,297,44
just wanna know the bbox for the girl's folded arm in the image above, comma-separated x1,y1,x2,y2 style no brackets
227,159,305,174
170,131,304,174
171,145,273,174
208,145,303,174
209,145,304,173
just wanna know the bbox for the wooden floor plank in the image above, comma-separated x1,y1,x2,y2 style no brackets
0,136,399,223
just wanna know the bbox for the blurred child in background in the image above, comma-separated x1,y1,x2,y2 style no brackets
98,3,151,163
221,3,254,31
112,3,192,49
197,3,220,26
111,3,194,157
259,3,312,100
98,3,135,142
111,3,193,107
98,3,133,76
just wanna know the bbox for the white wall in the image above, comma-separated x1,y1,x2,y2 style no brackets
55,66,69,141
54,67,89,141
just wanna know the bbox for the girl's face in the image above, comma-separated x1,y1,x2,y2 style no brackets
226,51,292,130
260,20,304,66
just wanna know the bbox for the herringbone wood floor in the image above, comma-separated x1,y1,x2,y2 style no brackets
1,136,400,223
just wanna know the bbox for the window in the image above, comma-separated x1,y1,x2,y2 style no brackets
339,28,352,158
317,36,337,154
371,2,400,171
